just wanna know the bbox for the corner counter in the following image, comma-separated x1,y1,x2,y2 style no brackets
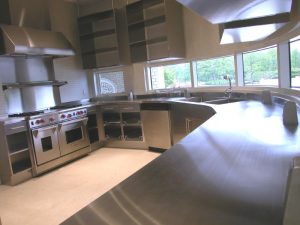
61,98,300,225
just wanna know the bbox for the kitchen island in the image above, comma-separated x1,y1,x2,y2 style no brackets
61,99,300,225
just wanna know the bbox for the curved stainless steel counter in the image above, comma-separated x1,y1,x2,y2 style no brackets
61,99,300,225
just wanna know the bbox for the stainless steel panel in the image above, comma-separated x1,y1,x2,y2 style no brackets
32,125,60,165
0,24,75,57
141,110,171,149
58,118,89,156
176,0,292,24
61,101,300,225
33,146,90,175
4,121,27,135
119,104,140,112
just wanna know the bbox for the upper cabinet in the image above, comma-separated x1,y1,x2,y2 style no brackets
126,0,185,63
78,9,119,68
76,0,185,68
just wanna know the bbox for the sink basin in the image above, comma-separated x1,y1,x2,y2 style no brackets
204,98,245,104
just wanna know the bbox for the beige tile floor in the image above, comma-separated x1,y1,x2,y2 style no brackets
0,148,160,225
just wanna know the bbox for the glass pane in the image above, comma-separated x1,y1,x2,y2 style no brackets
150,63,191,90
98,71,125,94
243,47,278,86
194,56,235,86
41,136,53,152
66,128,83,144
290,39,300,87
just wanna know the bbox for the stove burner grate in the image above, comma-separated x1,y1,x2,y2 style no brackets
50,104,82,110
8,110,44,117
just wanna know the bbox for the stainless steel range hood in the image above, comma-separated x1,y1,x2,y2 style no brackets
176,0,293,24
0,24,75,57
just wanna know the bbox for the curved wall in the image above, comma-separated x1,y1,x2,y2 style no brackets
183,0,300,60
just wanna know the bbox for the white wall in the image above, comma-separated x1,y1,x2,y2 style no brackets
49,0,90,102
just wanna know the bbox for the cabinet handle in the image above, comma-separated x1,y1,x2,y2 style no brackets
10,126,25,130
122,107,134,110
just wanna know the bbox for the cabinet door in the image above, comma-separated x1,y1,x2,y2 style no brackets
141,110,171,149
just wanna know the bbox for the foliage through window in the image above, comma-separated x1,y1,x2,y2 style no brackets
94,71,125,95
193,56,235,86
149,63,191,90
290,37,300,88
243,46,278,86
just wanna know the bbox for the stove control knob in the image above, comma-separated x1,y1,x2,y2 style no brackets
31,121,34,126
40,119,45,123
76,111,80,115
67,114,72,118
35,120,40,125
61,114,66,119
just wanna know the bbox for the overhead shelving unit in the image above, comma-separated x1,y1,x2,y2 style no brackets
126,0,185,63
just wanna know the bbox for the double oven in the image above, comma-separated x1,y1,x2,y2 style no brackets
29,107,90,175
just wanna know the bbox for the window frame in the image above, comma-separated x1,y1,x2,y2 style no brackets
289,36,300,88
192,55,236,87
242,45,279,87
93,67,126,96
146,60,193,91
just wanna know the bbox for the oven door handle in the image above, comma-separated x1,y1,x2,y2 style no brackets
58,117,89,127
32,125,58,137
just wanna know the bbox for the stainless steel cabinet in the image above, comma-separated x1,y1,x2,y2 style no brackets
101,103,146,149
77,2,130,68
78,9,120,68
87,106,105,151
141,103,172,150
126,0,185,62
0,121,32,185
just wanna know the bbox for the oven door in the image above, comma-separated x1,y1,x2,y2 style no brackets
58,117,90,156
32,125,60,165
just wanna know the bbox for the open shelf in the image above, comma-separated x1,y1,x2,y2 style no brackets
126,0,185,63
123,126,143,141
104,125,122,140
88,127,99,144
78,9,114,24
77,6,126,68
11,159,31,174
7,131,28,154
9,148,29,156
2,81,67,91
80,29,116,40
122,112,141,124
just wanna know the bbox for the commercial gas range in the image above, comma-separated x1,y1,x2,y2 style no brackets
9,106,91,176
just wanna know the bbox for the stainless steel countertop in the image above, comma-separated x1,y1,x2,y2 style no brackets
61,100,300,225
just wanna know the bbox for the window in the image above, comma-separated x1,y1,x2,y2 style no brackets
94,71,125,95
193,56,235,86
243,46,278,86
148,63,191,90
290,36,300,88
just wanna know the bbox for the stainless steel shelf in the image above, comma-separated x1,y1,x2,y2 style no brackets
2,81,68,90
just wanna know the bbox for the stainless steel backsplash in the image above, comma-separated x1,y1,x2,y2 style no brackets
1,57,60,114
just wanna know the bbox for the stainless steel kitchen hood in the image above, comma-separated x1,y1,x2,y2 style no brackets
0,25,75,57
176,0,293,24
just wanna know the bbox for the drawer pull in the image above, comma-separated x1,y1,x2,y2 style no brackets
10,126,25,130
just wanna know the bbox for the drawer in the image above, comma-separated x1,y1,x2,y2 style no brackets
119,104,140,112
101,105,120,112
5,121,27,135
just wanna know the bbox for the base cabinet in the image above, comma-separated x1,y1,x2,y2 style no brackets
0,121,32,185
101,103,147,149
87,106,105,151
